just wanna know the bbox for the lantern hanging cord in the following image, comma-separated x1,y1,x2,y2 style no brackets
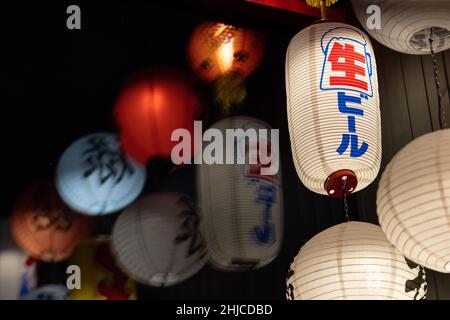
342,178,350,222
429,28,447,130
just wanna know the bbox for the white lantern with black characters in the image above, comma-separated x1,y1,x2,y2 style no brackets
198,116,283,271
56,132,146,216
351,0,450,55
112,193,208,287
286,21,381,198
286,221,427,300
377,129,450,273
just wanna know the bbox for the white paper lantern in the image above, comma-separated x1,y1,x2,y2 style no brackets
286,221,428,300
352,0,450,55
112,193,208,287
56,132,146,215
286,21,381,198
377,129,450,273
197,116,283,271
0,219,37,300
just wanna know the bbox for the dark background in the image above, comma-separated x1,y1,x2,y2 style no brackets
1,0,449,299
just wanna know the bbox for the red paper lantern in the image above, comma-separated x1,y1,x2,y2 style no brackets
10,181,96,262
115,67,202,165
188,21,265,82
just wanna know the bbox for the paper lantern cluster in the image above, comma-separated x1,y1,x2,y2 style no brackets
188,21,265,82
377,129,450,273
10,181,96,262
112,193,208,287
351,0,450,55
198,116,283,271
115,67,202,165
286,21,381,198
69,238,137,300
56,132,146,216
286,221,428,300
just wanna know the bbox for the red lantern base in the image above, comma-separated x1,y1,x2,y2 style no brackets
324,170,357,199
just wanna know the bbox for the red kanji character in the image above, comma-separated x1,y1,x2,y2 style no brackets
328,42,368,91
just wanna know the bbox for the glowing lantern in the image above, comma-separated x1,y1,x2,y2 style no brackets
377,129,450,273
286,221,428,300
11,181,97,262
286,21,381,198
0,219,37,300
112,193,208,287
115,67,202,165
188,21,265,82
351,0,450,55
69,238,137,300
197,116,283,271
56,132,146,216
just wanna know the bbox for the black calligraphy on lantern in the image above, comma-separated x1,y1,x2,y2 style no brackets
82,136,135,185
404,257,427,300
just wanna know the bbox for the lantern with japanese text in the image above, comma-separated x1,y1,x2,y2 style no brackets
115,67,202,165
112,193,208,287
0,219,37,300
352,0,450,55
56,133,146,216
69,238,137,300
286,22,381,198
11,181,96,262
197,116,283,271
377,129,450,273
188,21,265,83
286,221,427,300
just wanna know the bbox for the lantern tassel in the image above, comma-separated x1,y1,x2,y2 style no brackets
305,0,338,19
214,72,247,115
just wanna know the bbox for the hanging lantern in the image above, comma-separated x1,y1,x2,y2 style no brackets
188,21,265,83
351,0,450,55
286,21,381,198
286,221,428,300
115,67,202,165
111,193,208,287
56,132,146,216
0,219,37,300
22,285,68,300
69,238,137,300
377,129,450,273
197,116,283,271
11,181,97,262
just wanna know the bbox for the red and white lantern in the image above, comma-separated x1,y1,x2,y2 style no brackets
286,22,381,197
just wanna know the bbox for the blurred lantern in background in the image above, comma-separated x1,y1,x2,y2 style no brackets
351,0,450,55
377,129,450,273
188,21,265,114
11,181,96,262
115,67,202,165
112,193,208,287
287,221,428,300
188,21,265,83
0,219,37,300
56,133,146,216
22,285,68,300
286,21,381,198
197,117,283,271
69,238,137,300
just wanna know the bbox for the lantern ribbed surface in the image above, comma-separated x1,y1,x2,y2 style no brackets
56,132,146,216
286,221,428,300
112,193,208,287
198,116,283,271
377,129,450,273
352,0,450,55
286,22,381,196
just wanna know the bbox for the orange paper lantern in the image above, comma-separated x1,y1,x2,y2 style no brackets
10,181,96,262
115,67,202,165
188,21,265,82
